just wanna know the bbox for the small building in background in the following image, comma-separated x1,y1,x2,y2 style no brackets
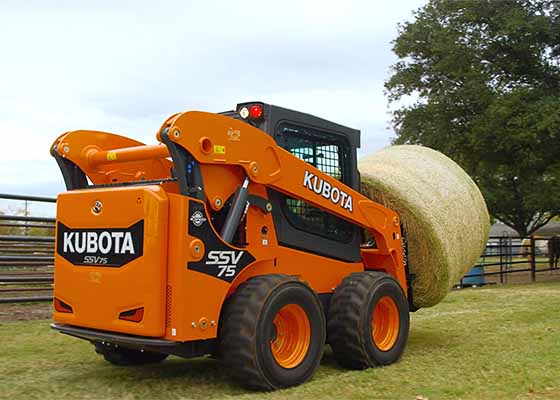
487,221,559,257
490,220,560,237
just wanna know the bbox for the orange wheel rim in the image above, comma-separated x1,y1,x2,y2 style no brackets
371,296,400,351
270,304,311,368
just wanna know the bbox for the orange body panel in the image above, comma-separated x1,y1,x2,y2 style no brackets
164,194,229,341
162,194,363,342
53,186,168,337
52,110,408,343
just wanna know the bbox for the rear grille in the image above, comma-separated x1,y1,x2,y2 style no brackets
165,285,172,327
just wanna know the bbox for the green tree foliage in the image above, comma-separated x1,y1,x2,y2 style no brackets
386,0,560,236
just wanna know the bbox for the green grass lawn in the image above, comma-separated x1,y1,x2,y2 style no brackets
1,283,559,400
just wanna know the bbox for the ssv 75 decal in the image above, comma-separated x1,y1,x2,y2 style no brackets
206,250,245,278
56,221,144,267
187,201,255,282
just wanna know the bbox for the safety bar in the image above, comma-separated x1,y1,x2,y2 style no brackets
0,194,56,203
87,144,170,168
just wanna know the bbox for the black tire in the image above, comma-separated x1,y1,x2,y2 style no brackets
327,271,409,369
94,342,168,366
219,274,326,390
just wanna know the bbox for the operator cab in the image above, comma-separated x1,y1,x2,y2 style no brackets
220,102,362,262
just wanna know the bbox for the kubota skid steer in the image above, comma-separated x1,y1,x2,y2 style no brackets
50,102,415,390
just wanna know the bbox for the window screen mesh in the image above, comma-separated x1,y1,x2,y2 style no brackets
289,144,342,180
278,123,355,243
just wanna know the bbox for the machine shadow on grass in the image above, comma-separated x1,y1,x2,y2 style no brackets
79,356,250,397
94,347,344,378
70,345,351,397
124,357,225,379
71,329,451,397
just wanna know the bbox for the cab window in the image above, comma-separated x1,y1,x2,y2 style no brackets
277,123,354,243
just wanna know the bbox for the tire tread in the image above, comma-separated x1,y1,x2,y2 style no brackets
219,274,297,390
328,271,400,369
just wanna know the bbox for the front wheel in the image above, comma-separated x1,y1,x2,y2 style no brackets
327,271,410,369
218,274,326,390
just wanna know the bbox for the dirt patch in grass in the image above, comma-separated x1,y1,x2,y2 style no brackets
0,302,51,322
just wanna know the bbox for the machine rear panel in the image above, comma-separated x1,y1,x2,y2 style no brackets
53,185,169,337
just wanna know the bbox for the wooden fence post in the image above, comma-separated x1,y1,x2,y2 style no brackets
530,236,536,283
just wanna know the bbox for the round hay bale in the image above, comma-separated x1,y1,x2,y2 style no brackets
359,145,490,308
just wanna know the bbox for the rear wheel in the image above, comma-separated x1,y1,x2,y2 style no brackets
219,274,325,390
327,271,409,369
94,343,168,366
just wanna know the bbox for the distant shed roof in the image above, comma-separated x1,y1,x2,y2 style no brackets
490,220,560,237
535,220,560,236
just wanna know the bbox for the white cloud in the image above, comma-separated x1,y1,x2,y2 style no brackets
0,0,424,197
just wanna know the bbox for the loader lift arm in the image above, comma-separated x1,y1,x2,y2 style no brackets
51,111,408,291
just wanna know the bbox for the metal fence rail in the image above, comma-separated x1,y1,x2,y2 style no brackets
0,296,53,304
0,193,56,203
459,235,559,287
0,235,55,243
0,215,55,223
1,192,559,303
0,194,55,303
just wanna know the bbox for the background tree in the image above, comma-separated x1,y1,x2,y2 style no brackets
386,0,560,236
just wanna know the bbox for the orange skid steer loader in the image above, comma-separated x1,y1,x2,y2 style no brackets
50,102,416,390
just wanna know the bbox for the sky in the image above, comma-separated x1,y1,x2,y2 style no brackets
0,0,424,215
